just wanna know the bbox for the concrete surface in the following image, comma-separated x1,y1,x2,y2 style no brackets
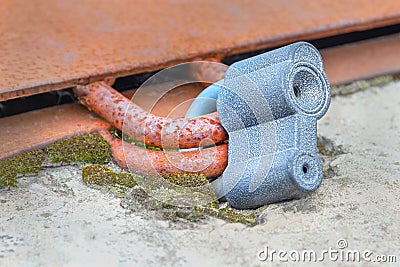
1,81,399,266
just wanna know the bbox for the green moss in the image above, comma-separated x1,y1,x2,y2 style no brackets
82,164,265,226
317,135,344,157
82,164,116,185
162,173,209,187
116,172,139,188
216,208,258,224
1,133,112,187
122,183,264,225
46,133,110,164
0,150,45,188
331,74,400,96
111,129,176,151
157,203,265,225
0,175,16,187
82,164,138,188
189,202,265,225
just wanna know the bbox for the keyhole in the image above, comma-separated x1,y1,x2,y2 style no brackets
293,83,301,99
302,163,308,174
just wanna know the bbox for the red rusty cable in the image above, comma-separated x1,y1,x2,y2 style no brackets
99,130,228,179
73,81,228,149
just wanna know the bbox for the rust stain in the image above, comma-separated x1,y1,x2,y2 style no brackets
2,0,400,101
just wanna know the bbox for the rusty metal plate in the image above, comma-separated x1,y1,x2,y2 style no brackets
322,33,400,85
0,104,110,160
2,0,400,101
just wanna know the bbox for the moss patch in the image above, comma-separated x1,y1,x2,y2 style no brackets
122,191,266,226
162,173,209,187
185,203,266,225
83,165,266,225
317,135,346,179
111,129,178,151
0,150,45,187
317,135,344,157
110,129,161,151
82,164,138,188
213,207,261,224
46,133,110,164
331,74,400,96
1,133,113,187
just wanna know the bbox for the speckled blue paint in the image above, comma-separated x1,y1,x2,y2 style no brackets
216,42,330,209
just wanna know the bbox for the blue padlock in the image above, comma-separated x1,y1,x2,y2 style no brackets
187,42,330,209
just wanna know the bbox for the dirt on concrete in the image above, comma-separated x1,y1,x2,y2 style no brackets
1,81,399,266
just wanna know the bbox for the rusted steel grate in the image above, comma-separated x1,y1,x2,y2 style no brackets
1,0,400,101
